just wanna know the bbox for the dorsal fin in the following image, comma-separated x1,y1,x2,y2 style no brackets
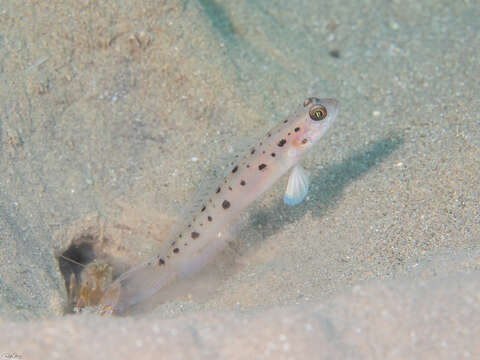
166,132,262,243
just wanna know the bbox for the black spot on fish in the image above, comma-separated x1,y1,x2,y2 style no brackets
271,152,276,157
251,148,255,155
240,180,246,186
208,216,212,221
283,119,288,123
173,248,179,253
158,258,165,265
246,164,250,168
201,206,206,212
191,231,200,239
295,127,300,132
258,164,267,170
216,187,221,193
232,165,238,173
278,139,286,147
302,138,308,144
222,200,231,209
228,186,232,191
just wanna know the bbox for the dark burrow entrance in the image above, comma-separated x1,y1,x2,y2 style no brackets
57,231,116,313
58,242,96,296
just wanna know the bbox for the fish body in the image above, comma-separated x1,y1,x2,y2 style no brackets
100,97,339,314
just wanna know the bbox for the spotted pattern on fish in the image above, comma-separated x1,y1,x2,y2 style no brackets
99,97,339,314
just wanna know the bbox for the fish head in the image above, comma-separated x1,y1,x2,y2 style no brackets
289,97,339,155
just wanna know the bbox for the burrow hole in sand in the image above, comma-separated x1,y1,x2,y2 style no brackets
57,230,120,313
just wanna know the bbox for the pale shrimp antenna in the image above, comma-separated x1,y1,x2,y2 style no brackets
59,254,87,268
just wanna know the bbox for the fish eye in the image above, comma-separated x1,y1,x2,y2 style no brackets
309,105,327,121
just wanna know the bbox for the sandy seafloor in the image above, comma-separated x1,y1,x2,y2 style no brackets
0,0,479,358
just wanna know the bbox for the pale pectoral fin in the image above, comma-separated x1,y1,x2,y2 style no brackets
284,164,310,206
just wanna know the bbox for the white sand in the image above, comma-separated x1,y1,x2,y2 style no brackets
0,0,478,357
